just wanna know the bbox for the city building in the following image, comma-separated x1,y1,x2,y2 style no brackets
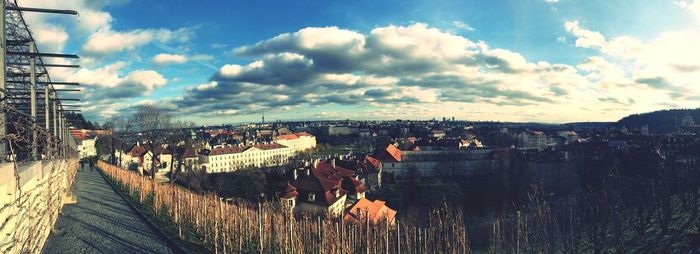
374,144,497,179
273,132,316,153
198,132,317,173
328,125,359,136
203,143,291,173
517,130,548,149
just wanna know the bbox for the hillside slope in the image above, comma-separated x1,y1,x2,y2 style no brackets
616,108,700,133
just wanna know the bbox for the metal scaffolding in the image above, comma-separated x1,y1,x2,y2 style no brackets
0,0,81,162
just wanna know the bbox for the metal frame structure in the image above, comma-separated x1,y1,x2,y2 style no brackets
0,0,81,161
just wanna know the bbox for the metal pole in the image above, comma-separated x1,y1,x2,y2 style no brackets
0,2,6,161
58,111,63,156
45,81,50,158
52,101,57,136
30,43,38,160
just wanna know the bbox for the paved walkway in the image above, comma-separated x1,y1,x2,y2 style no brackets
42,164,172,254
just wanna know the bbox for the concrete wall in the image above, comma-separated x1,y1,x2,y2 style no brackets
0,159,78,254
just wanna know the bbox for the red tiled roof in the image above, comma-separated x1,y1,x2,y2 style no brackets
209,145,249,155
282,183,298,199
129,145,149,157
274,132,314,141
296,132,312,136
183,148,198,158
365,155,381,168
290,160,366,206
275,134,299,140
344,198,397,225
385,145,401,161
254,143,287,150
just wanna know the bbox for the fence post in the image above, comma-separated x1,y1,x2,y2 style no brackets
30,42,38,160
0,2,6,161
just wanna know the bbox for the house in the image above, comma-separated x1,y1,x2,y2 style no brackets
373,144,402,173
344,198,397,225
430,130,446,138
182,148,199,171
286,159,367,217
119,143,172,175
77,138,97,159
70,129,100,159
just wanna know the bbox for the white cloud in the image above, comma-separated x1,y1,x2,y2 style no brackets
452,21,475,31
676,0,700,23
33,25,69,53
565,19,700,105
564,20,606,48
152,53,188,65
69,62,167,99
82,27,192,57
545,0,560,3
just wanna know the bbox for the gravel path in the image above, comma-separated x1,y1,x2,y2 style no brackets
42,164,173,254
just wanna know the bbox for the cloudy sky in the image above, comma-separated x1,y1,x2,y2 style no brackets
21,0,700,124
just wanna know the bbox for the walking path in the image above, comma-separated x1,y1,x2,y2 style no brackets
42,164,173,254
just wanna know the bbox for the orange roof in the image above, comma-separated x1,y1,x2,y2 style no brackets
344,198,397,225
365,155,381,168
385,145,401,161
275,134,299,140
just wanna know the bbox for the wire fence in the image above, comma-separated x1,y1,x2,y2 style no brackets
98,161,471,254
0,104,79,253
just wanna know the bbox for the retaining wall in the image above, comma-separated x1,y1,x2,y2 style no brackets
0,159,78,254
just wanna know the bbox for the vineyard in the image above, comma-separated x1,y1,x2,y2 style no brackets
98,161,471,253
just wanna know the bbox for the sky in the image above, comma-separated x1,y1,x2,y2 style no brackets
19,0,700,124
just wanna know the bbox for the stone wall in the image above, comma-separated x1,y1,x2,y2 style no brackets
0,159,78,254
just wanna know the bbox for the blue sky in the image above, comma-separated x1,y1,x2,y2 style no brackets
21,0,700,124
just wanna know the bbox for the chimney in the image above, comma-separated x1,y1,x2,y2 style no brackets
331,158,336,168
314,159,320,168
334,189,340,198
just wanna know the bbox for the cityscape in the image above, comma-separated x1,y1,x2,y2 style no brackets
1,0,700,253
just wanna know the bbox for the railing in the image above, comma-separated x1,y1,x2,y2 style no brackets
99,161,470,254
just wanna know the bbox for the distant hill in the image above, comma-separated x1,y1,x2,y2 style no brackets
560,122,612,129
616,108,700,133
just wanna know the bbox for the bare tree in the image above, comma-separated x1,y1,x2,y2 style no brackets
131,105,197,182
132,105,173,178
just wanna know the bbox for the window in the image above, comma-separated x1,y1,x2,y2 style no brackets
308,193,316,202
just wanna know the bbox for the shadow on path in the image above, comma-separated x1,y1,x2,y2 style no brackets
42,165,172,254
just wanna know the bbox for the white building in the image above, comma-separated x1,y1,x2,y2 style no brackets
518,131,548,149
77,138,97,159
274,132,316,152
203,143,292,173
